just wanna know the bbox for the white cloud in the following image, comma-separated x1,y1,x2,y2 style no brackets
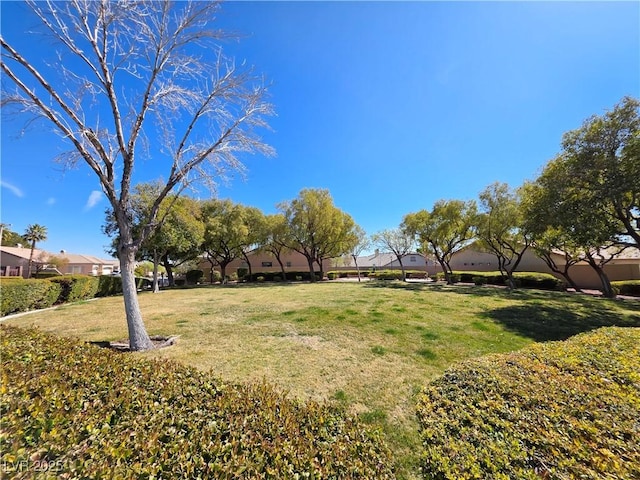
1,180,24,198
84,190,103,210
47,197,56,206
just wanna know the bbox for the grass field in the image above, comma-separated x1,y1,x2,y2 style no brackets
4,281,640,479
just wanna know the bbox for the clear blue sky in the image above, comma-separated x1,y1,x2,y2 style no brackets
1,1,638,259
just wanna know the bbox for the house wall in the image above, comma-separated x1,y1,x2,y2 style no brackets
449,247,640,290
198,250,331,279
0,251,30,278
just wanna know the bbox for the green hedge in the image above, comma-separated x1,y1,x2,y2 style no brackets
435,271,563,290
0,278,62,316
246,271,321,282
0,326,394,479
612,280,640,296
369,270,429,280
48,275,100,303
416,327,640,479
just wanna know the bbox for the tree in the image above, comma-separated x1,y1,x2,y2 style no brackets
238,206,268,280
558,96,640,247
348,225,370,282
259,214,292,280
521,157,622,298
1,1,273,350
278,188,357,281
104,184,205,291
403,200,477,284
475,183,531,290
371,228,415,281
201,199,256,283
23,223,47,278
0,224,25,247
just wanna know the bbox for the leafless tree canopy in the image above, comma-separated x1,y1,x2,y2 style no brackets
1,0,274,350
1,0,274,248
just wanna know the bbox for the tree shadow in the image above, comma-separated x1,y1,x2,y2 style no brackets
481,304,640,342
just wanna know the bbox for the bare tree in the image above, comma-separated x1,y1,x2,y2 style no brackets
1,1,273,350
371,228,415,281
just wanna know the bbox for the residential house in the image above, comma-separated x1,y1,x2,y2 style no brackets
342,250,430,271
0,245,119,278
449,244,640,289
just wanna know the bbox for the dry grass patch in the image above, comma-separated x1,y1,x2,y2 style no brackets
5,282,639,479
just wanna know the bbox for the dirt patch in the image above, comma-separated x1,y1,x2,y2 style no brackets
90,335,179,352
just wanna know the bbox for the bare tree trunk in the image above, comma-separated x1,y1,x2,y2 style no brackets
306,256,316,282
275,254,287,280
152,249,160,293
398,258,407,281
119,247,154,351
352,255,362,282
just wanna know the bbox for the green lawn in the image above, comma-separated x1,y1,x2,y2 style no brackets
5,281,640,479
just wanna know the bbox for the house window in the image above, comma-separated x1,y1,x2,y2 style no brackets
286,262,292,267
71,266,82,274
261,261,272,267
410,256,416,262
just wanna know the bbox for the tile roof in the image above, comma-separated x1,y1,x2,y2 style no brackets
0,246,117,265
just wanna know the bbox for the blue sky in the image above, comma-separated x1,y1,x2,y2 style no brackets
1,1,638,259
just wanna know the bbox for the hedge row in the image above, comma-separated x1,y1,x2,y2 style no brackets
435,270,564,290
0,276,152,316
612,280,640,296
326,270,429,280
416,327,640,479
0,326,394,479
245,271,322,282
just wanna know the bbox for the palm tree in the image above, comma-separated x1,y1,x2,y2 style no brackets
24,224,47,278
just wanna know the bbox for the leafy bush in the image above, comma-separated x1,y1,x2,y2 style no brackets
0,326,394,479
236,267,248,279
246,271,321,282
369,270,426,280
48,275,100,303
96,275,151,297
185,269,204,284
0,278,62,316
435,271,563,290
96,275,123,297
612,280,640,296
416,327,640,479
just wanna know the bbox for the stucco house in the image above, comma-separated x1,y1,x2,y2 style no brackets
448,244,640,289
342,250,430,270
0,245,119,278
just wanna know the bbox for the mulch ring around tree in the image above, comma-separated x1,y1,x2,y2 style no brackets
90,335,179,352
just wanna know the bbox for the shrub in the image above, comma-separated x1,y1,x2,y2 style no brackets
185,269,204,284
0,278,62,316
236,267,248,280
472,276,486,286
416,327,640,479
48,275,100,303
209,270,222,283
612,280,640,296
0,326,394,479
96,275,123,297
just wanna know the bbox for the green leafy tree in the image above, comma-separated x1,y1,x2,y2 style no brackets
1,1,273,350
0,224,25,247
278,188,357,281
371,228,415,281
476,183,531,289
105,184,205,291
403,200,477,284
559,96,639,247
23,223,47,278
521,158,622,298
238,206,268,280
201,200,258,283
258,214,292,279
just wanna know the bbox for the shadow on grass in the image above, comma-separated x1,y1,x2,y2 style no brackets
482,304,640,342
364,281,640,342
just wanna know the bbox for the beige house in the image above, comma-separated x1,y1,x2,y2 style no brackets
449,245,640,289
197,249,332,279
0,246,119,278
